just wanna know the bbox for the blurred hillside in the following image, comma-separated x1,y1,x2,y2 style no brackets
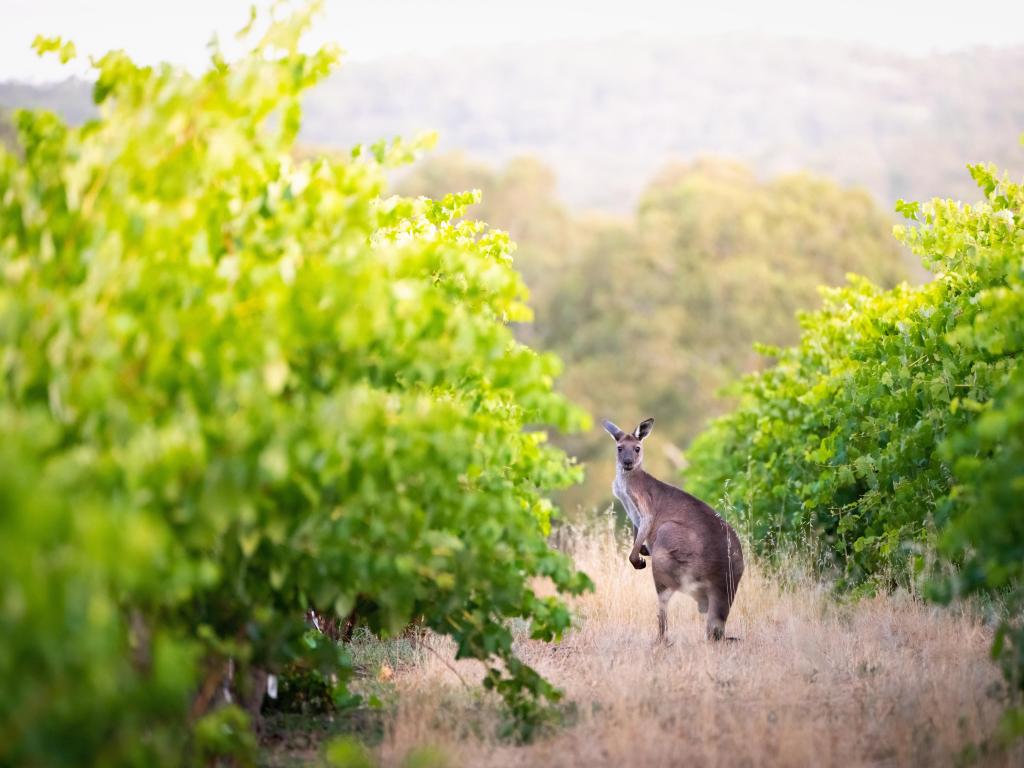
323,38,1024,211
399,154,909,511
3,37,1024,210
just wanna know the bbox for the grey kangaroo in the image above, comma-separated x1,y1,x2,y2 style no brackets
604,417,744,642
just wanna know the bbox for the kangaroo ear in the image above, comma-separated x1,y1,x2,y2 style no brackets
602,419,625,441
635,417,655,440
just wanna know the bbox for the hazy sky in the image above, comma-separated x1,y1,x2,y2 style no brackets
4,0,1024,81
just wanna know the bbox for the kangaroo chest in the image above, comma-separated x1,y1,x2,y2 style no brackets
612,472,646,527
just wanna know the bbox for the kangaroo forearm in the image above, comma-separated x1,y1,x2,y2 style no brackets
631,520,652,559
632,523,650,556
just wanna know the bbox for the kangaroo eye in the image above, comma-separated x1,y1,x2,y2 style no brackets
634,446,641,453
617,446,623,452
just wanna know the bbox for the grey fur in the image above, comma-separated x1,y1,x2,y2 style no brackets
605,417,744,642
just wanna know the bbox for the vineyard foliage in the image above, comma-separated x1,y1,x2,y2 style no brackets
0,5,591,764
684,157,1024,726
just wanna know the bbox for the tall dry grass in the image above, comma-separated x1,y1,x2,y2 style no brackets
359,528,1021,768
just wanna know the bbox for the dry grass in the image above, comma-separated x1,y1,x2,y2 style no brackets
273,529,1024,767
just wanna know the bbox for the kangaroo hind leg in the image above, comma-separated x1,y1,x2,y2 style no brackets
706,590,731,642
652,556,677,646
696,590,709,615
656,587,674,645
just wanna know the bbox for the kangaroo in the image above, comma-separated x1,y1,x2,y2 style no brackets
604,417,744,643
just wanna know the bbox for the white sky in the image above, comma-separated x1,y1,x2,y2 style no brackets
3,0,1024,81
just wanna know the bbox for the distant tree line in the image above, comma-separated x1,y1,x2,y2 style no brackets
400,152,910,511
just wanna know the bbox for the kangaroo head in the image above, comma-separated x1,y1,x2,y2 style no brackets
602,417,654,472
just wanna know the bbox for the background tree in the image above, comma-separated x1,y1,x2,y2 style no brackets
402,155,910,511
